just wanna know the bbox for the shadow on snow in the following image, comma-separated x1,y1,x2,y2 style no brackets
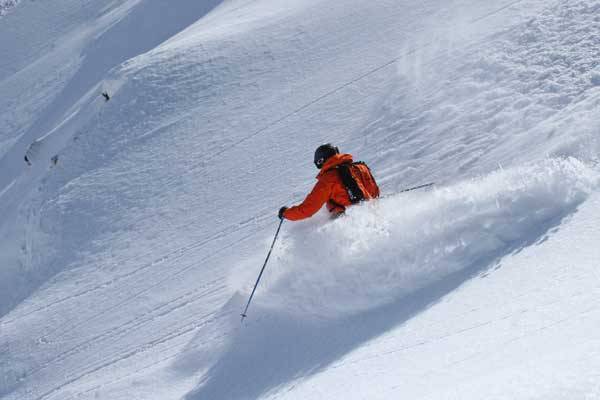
177,209,576,400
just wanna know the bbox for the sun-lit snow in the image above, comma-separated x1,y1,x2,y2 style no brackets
1,0,599,399
256,158,598,319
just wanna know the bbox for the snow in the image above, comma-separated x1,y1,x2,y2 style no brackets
1,0,599,399
0,0,19,17
262,192,600,400
257,158,598,319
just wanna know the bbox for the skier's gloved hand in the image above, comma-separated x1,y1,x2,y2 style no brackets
278,206,288,220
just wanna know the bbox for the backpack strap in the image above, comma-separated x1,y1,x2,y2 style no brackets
335,162,366,204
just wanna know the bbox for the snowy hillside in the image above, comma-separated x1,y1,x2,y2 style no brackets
1,1,599,399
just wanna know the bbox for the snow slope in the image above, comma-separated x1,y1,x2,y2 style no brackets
262,191,600,400
0,0,224,317
1,0,599,399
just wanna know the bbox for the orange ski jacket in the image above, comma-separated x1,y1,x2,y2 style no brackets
283,154,379,221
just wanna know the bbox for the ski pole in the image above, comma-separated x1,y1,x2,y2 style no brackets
398,182,435,193
241,218,284,322
380,182,435,199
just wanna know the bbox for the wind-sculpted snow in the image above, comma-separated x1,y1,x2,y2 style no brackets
252,158,598,319
362,0,600,188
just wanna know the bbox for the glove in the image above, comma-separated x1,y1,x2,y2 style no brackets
278,206,288,220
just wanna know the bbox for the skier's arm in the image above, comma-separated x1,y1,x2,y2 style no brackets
284,180,331,221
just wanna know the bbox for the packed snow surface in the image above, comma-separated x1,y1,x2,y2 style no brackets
1,0,599,399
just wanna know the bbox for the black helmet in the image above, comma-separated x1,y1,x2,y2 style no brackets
314,143,339,169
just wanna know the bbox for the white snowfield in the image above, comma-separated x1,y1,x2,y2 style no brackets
1,0,599,399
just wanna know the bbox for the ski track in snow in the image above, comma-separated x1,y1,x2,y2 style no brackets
0,179,16,199
1,211,270,326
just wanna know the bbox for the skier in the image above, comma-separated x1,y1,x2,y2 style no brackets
279,144,380,221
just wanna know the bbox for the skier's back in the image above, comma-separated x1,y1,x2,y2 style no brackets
279,144,379,221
